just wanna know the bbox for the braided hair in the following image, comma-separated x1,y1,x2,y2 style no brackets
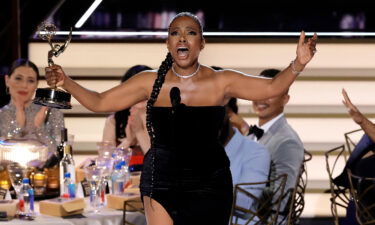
144,12,203,200
145,53,173,146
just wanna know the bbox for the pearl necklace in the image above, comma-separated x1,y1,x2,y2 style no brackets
172,64,200,79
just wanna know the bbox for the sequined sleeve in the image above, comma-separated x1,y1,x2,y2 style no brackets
35,108,65,153
0,105,24,139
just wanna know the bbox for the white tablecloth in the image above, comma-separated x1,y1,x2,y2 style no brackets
1,201,146,225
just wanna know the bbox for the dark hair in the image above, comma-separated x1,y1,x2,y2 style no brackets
211,66,223,71
169,12,204,38
218,108,231,146
227,98,238,114
121,65,152,83
115,65,152,142
219,98,238,144
146,53,174,145
259,68,290,94
259,69,281,78
8,58,40,80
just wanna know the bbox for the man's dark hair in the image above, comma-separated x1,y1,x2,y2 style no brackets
259,69,280,78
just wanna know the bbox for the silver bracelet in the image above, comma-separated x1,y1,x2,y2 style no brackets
290,60,303,75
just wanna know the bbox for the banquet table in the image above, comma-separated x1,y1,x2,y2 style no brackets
1,201,146,225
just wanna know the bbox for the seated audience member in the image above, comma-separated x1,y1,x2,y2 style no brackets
0,59,64,154
334,89,375,224
219,98,270,223
212,66,249,135
249,69,304,218
102,65,152,171
339,90,375,182
227,98,251,135
102,65,151,151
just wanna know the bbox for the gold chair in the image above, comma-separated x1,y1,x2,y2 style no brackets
325,145,351,225
230,174,287,225
348,169,375,225
345,129,364,155
123,198,144,225
278,150,312,225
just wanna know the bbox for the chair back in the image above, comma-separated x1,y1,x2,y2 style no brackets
325,145,351,225
345,129,364,155
279,150,312,225
348,169,375,225
230,174,287,225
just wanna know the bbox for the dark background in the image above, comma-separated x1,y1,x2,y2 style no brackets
1,0,375,76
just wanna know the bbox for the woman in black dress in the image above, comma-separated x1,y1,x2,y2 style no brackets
45,12,317,225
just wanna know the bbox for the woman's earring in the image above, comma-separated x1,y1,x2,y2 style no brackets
6,87,9,95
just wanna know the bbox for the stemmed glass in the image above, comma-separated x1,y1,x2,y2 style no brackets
7,162,26,199
96,157,114,206
84,166,103,213
96,141,115,158
7,162,33,219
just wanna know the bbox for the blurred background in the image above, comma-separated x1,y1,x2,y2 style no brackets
1,0,375,70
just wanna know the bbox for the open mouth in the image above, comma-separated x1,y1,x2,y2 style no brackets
177,47,189,58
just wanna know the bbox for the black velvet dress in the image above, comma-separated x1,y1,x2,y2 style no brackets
140,92,233,225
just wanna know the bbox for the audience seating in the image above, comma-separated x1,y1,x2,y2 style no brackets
278,150,312,225
347,169,375,225
325,145,351,225
230,174,287,225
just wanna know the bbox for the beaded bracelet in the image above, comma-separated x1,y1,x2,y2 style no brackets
290,60,303,75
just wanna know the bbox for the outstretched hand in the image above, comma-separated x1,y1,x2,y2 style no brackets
342,89,365,125
296,31,318,66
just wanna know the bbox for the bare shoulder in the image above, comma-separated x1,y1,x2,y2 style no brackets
201,65,226,80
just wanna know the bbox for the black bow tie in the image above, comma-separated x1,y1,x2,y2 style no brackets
248,125,264,140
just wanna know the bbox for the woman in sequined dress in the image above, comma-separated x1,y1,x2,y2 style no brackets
0,59,64,154
45,12,316,225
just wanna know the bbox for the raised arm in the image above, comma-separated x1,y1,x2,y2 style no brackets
223,31,317,100
342,89,375,142
45,65,152,112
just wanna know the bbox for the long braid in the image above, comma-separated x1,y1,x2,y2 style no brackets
145,52,173,202
146,52,173,145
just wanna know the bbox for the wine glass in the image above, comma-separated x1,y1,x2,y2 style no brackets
96,157,114,206
84,166,103,213
7,163,33,219
7,162,26,198
96,141,115,158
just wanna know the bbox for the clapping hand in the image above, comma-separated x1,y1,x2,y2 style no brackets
342,89,365,125
34,106,49,128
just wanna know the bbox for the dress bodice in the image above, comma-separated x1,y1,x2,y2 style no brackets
140,87,233,225
149,104,230,170
151,105,224,147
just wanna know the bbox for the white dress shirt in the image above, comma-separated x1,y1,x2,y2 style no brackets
249,113,284,142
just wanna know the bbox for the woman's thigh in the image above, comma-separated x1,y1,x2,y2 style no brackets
143,196,173,225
